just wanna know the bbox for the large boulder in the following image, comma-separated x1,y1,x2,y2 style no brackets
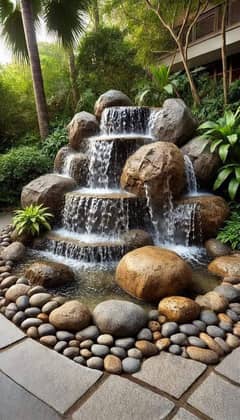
176,195,229,240
68,112,99,150
54,146,88,185
115,246,192,302
208,254,240,278
93,300,147,337
205,239,232,258
151,99,197,146
158,296,200,323
121,229,154,251
1,242,25,262
21,174,76,216
49,300,91,331
120,141,185,200
181,136,221,186
94,90,133,120
25,261,74,288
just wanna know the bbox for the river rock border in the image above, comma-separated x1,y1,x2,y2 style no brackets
1,225,240,375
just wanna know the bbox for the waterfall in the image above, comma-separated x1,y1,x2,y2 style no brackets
61,153,75,178
100,107,150,135
184,155,198,195
87,139,114,189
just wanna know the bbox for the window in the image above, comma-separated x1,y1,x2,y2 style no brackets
228,0,240,25
195,12,216,39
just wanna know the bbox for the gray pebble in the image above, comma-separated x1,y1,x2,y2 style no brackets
127,348,142,359
218,321,232,332
148,309,159,321
16,295,29,310
28,286,46,297
206,325,226,338
16,277,29,285
29,293,51,307
75,325,100,341
38,323,56,337
137,328,152,341
214,285,240,302
226,309,239,322
63,347,80,358
169,344,181,355
12,311,26,326
97,334,114,346
54,341,68,353
214,337,231,354
87,357,104,370
1,276,17,288
80,339,94,349
200,310,218,325
179,324,199,336
110,346,126,359
42,301,59,314
114,338,135,349
188,336,207,348
73,356,86,366
122,357,141,373
229,303,240,315
193,319,206,331
91,344,109,357
161,322,179,337
21,318,42,329
170,333,187,345
56,331,74,341
25,307,41,317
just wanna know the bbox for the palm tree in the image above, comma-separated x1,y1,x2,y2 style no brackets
0,0,89,138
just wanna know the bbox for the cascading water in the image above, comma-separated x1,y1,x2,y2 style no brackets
87,139,114,189
184,155,198,195
100,107,150,135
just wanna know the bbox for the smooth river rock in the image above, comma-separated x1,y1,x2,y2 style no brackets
209,255,240,278
186,346,219,364
25,260,74,288
49,300,91,332
159,296,200,323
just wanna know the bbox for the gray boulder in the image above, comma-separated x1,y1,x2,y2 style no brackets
121,229,154,251
54,146,89,185
25,260,74,288
68,111,99,150
94,90,133,120
1,241,25,262
93,300,148,337
205,239,232,259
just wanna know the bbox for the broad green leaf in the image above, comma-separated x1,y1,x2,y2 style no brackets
225,110,235,127
210,139,223,153
227,134,238,145
164,84,174,95
219,143,230,162
213,167,233,190
198,121,218,130
235,166,240,183
228,178,240,200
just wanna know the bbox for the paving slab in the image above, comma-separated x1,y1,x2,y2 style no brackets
0,338,102,414
0,371,61,420
215,347,240,384
72,375,175,420
133,352,207,398
0,313,25,349
171,408,202,419
188,372,240,420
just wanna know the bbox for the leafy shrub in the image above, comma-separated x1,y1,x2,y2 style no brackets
13,204,53,236
41,125,68,160
217,205,240,249
0,146,51,206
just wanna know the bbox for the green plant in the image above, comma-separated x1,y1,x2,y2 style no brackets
41,125,68,160
217,205,240,249
13,204,53,236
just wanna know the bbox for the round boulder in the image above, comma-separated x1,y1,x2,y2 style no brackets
1,241,25,262
158,296,200,323
94,90,132,120
49,300,91,331
93,300,148,337
176,195,229,240
115,246,192,302
54,146,89,185
25,261,74,288
68,112,99,150
121,229,154,251
208,254,240,278
121,142,185,200
205,239,231,258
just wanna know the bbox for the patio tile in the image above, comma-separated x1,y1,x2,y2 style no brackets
133,352,207,398
0,338,102,414
188,372,240,420
0,313,25,349
0,371,61,420
215,347,240,384
72,375,175,420
172,408,201,419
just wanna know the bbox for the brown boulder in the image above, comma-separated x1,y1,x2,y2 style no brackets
49,300,91,331
21,174,76,216
195,291,228,312
25,261,74,288
121,142,185,200
1,241,25,262
115,246,192,302
205,239,232,258
121,229,154,251
158,296,200,323
208,255,240,278
94,90,132,120
68,112,99,150
176,195,229,240
54,146,88,185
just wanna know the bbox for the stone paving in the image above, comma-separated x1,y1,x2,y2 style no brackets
0,314,240,420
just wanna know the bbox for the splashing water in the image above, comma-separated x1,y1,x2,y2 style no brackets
100,107,150,135
184,155,198,195
87,139,114,189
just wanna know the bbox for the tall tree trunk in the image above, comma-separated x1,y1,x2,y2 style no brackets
69,48,79,109
178,43,200,106
92,0,100,31
221,0,228,105
20,0,49,138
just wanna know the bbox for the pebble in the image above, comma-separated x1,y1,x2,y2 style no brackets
87,357,104,370
63,347,80,358
214,337,231,354
223,276,240,285
122,357,141,374
73,356,86,366
40,335,57,347
226,309,239,322
110,347,126,359
51,296,66,305
91,344,109,357
104,355,122,374
0,275,17,288
37,313,49,323
29,293,51,307
229,303,240,315
80,339,94,349
42,301,59,314
25,307,41,317
199,332,224,356
206,325,225,338
153,331,162,341
38,323,56,337
12,311,26,326
21,318,42,329
16,295,29,310
16,277,29,285
181,348,189,358
161,322,179,337
75,325,100,341
158,315,167,324
28,286,46,297
218,313,232,324
69,340,80,347
170,333,187,345
169,344,181,355
135,340,158,356
148,309,159,320
114,338,135,349
127,348,142,359
54,341,68,352
200,310,218,325
214,285,240,302
97,334,114,346
188,336,206,348
219,321,232,332
56,331,74,342
187,346,219,364
226,333,240,348
80,349,92,358
179,324,199,336
137,328,152,341
233,324,240,337
26,326,39,338
156,338,171,351
148,321,161,332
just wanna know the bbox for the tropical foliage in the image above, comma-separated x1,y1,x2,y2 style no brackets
217,204,240,249
13,204,53,236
